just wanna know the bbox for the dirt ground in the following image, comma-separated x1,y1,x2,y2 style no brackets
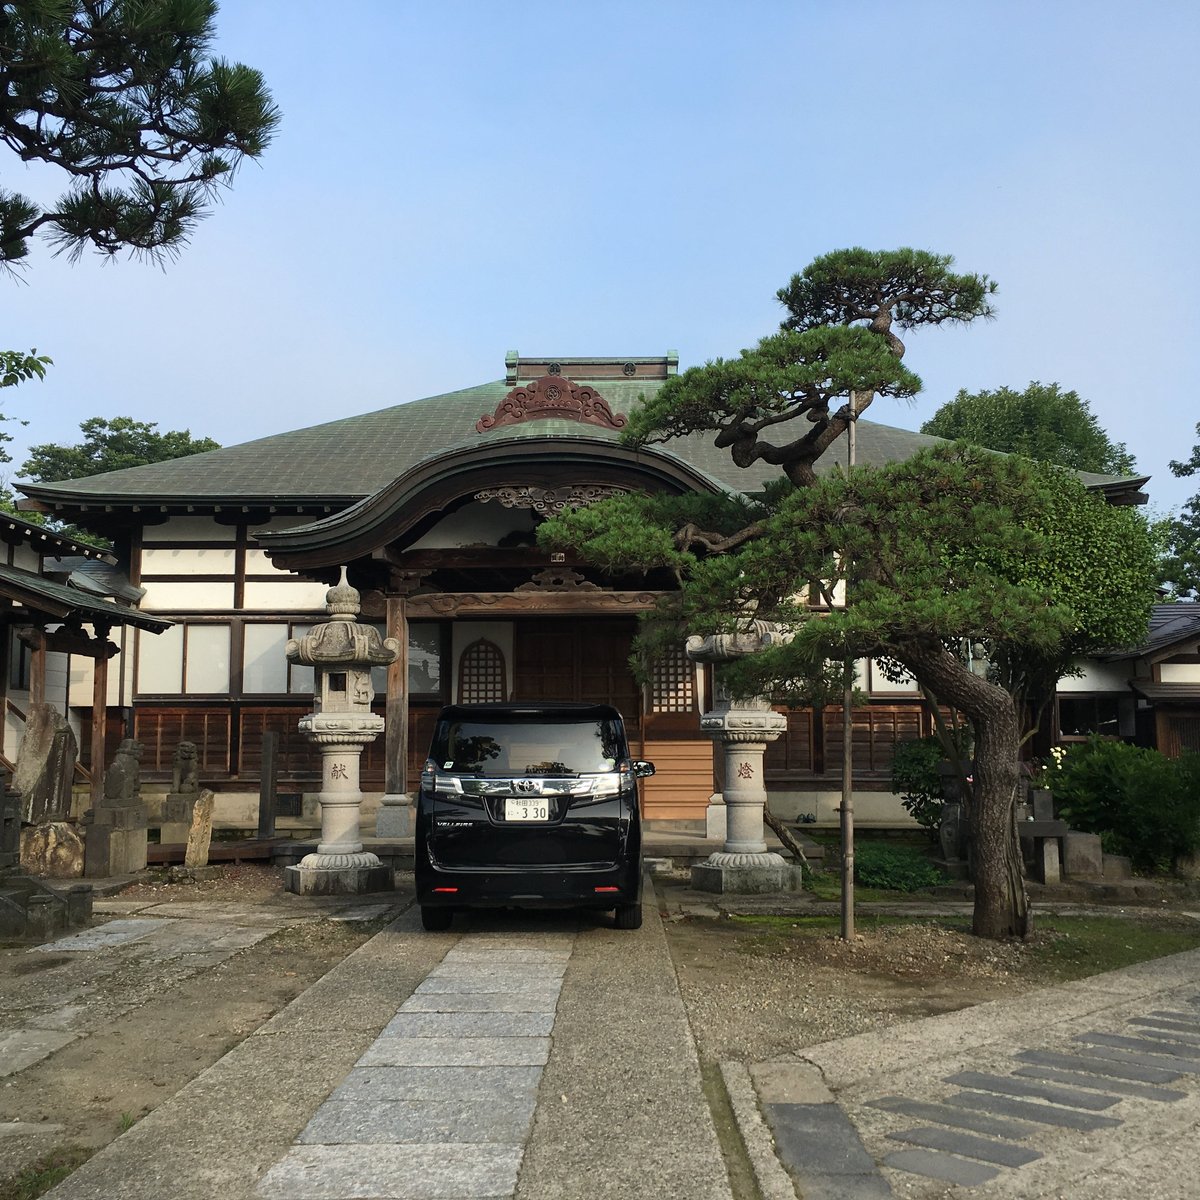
0,867,386,1194
1,865,1196,1196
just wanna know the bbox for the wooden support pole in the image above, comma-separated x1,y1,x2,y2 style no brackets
91,629,110,807
257,731,279,839
28,628,46,710
384,595,409,795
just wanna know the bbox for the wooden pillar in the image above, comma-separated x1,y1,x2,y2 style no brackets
385,594,409,795
91,626,111,807
28,627,46,709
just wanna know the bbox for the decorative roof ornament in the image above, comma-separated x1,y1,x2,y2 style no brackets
325,566,360,620
476,375,628,433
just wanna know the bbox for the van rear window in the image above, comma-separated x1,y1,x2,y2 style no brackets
432,717,625,776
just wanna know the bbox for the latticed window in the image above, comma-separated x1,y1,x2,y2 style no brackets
650,644,694,713
459,638,507,703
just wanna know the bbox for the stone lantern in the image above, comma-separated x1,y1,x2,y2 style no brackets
285,568,400,895
687,623,797,893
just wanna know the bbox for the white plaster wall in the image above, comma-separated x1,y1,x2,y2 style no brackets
143,516,236,542
68,653,94,707
43,650,70,709
242,580,329,610
4,690,27,761
1161,663,1200,683
142,547,236,574
244,549,301,574
767,787,916,827
409,502,536,550
139,580,235,610
1057,660,1135,692
12,544,40,571
450,622,515,702
866,659,919,692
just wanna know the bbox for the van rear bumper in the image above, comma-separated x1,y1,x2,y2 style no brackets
416,859,643,909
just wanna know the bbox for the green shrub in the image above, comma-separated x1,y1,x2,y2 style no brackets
1051,739,1200,873
853,842,946,892
891,736,946,833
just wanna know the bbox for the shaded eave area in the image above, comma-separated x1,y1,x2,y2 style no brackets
0,563,171,633
1,513,115,562
253,436,732,570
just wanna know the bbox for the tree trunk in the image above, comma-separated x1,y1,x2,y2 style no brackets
895,639,1030,940
969,695,1030,939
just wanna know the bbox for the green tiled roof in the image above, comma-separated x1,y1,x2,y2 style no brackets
16,373,1141,509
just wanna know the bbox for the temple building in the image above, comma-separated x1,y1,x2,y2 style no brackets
14,352,1171,831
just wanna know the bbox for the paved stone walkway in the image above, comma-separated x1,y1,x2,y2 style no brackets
754,947,1200,1198
257,933,572,1200
36,889,729,1200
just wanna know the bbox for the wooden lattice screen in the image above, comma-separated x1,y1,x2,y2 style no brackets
650,645,693,713
458,639,507,704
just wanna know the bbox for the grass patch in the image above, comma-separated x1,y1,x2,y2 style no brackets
1025,915,1200,981
725,911,1200,980
0,1148,93,1200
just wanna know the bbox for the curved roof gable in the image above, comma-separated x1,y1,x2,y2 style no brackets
254,435,731,567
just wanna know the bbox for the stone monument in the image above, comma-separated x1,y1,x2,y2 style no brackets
159,741,201,844
285,568,399,895
687,623,797,893
82,739,148,878
13,703,77,825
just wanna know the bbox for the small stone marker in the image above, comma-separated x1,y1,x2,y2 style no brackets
184,789,216,868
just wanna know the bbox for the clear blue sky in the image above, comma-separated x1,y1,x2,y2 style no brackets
4,0,1198,513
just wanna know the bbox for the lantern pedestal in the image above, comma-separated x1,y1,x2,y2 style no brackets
283,569,400,896
685,627,801,894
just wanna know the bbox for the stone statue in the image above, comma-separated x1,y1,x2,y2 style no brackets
171,742,200,797
102,739,143,807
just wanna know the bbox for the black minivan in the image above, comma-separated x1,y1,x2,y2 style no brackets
414,703,652,931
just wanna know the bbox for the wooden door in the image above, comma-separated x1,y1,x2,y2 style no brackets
513,618,641,734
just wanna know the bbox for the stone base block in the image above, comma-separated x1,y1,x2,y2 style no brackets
285,863,393,895
375,797,412,838
83,825,148,878
932,856,970,881
704,796,726,842
1063,831,1104,879
159,822,190,845
691,851,801,894
1103,853,1132,880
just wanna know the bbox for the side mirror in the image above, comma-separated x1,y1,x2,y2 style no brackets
633,760,655,778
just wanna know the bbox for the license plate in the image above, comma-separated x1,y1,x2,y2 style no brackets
505,798,551,822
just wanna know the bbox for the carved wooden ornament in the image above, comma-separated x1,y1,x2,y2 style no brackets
476,375,628,433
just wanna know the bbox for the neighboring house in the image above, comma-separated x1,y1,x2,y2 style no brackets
15,353,1152,829
0,514,171,802
1058,604,1200,758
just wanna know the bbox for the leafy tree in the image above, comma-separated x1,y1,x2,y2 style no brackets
541,249,1155,940
0,0,279,267
1,347,50,387
1161,423,1200,600
921,382,1136,476
19,416,219,480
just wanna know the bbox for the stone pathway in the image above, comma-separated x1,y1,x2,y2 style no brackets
753,951,1200,1198
0,898,397,1081
257,933,573,1200
868,995,1200,1190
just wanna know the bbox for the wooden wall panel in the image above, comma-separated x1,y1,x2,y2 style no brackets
640,738,713,822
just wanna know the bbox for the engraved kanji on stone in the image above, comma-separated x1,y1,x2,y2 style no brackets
736,762,754,780
330,763,349,781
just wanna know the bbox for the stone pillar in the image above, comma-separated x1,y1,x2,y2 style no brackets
686,627,796,894
82,739,148,878
285,569,399,895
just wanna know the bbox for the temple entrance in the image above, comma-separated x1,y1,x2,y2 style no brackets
512,617,641,735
